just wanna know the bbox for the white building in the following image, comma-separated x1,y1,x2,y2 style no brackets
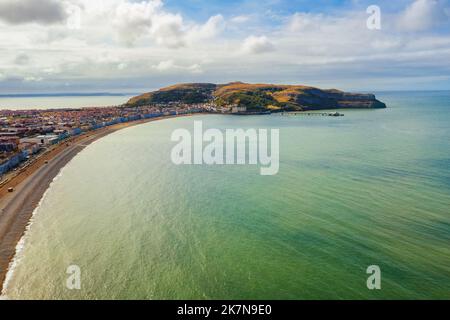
21,134,59,146
231,106,247,113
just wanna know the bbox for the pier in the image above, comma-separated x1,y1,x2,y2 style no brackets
279,111,344,117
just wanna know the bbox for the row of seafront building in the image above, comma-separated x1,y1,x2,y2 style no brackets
0,102,211,177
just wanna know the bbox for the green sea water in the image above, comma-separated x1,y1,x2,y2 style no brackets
3,91,450,299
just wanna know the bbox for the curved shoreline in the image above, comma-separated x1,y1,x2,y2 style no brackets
0,114,192,294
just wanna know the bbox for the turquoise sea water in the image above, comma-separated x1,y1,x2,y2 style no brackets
3,91,450,299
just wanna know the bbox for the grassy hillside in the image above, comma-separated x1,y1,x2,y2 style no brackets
127,83,216,106
127,82,386,111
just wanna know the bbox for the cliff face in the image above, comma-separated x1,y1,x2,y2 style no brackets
288,88,386,110
127,82,386,111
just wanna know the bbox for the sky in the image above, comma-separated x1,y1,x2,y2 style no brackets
0,0,449,93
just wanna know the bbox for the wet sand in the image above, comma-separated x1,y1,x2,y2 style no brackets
0,114,189,293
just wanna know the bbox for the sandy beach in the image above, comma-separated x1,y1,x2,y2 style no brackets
0,114,190,293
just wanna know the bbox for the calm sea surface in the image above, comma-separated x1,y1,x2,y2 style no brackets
3,91,450,299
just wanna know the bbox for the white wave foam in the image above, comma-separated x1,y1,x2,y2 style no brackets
0,130,123,298
0,164,69,297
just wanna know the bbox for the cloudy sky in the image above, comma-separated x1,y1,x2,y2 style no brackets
0,0,449,93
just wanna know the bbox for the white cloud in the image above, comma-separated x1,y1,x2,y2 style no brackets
241,35,275,54
0,0,449,91
148,13,225,48
397,0,449,32
187,14,225,43
187,64,202,74
23,76,43,82
14,53,30,65
288,12,325,32
230,15,250,24
0,0,67,25
370,39,404,50
153,60,203,73
111,1,224,48
153,59,175,71
43,67,58,74
150,12,186,48
117,63,127,70
113,0,161,46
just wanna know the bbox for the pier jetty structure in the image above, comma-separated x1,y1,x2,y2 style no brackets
279,111,345,117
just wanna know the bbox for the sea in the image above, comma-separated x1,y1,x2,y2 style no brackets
2,91,450,299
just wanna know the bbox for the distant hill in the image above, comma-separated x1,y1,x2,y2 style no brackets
126,82,386,111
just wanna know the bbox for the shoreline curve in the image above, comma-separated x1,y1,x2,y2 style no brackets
0,113,196,294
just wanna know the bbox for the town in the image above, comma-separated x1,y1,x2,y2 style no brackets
0,102,223,179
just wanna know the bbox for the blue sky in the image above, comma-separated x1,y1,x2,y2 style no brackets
0,0,449,93
166,0,366,17
155,0,444,24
